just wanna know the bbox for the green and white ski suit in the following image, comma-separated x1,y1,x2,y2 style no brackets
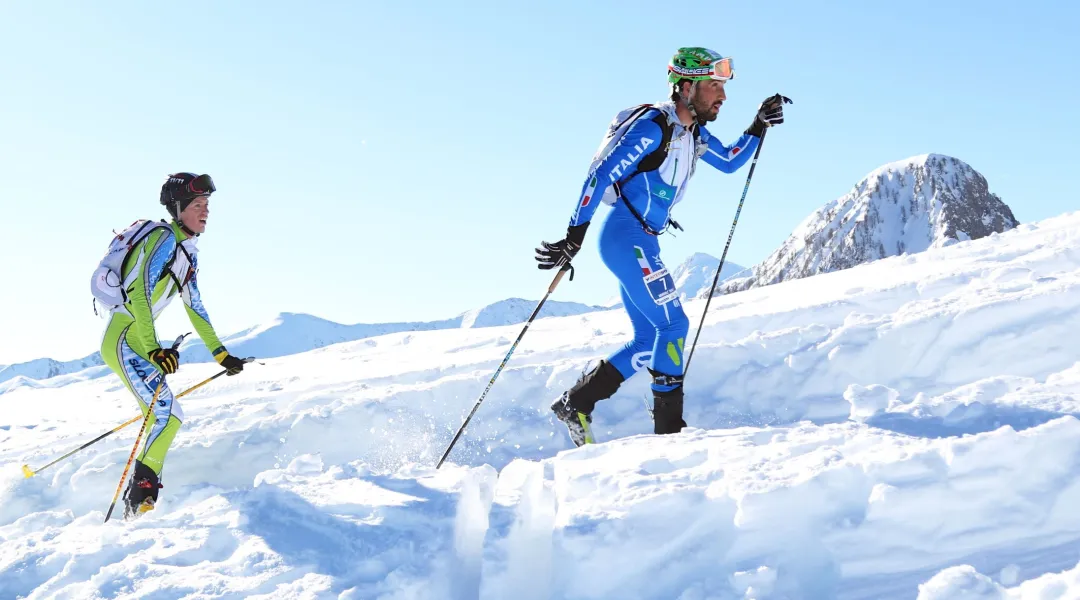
99,220,229,477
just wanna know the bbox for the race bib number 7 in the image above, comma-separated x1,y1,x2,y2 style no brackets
644,268,678,305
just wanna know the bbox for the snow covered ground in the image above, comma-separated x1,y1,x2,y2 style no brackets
3,210,1080,599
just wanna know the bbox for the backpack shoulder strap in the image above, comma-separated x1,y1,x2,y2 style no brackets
168,238,196,289
614,108,674,186
634,111,675,175
118,219,175,282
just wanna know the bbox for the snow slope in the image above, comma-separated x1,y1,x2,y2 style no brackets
177,297,610,365
0,297,608,389
715,153,1019,296
3,210,1080,598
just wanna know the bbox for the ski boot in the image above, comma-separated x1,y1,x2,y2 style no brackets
550,360,625,447
551,391,595,447
123,460,162,519
650,369,687,435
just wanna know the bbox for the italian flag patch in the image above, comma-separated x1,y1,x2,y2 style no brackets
580,176,597,207
634,246,651,275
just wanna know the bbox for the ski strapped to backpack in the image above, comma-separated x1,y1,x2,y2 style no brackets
593,103,701,235
89,219,173,315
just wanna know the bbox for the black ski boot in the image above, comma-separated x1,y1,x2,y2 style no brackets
551,391,594,447
123,460,162,519
551,360,625,447
652,388,688,434
650,369,687,435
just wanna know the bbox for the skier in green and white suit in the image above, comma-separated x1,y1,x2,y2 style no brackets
98,172,246,516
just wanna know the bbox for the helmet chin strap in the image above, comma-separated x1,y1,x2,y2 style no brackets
173,200,198,237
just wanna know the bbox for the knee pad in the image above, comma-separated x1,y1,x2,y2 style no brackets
567,360,626,415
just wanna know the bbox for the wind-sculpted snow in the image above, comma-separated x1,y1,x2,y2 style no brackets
2,211,1080,598
918,560,1080,599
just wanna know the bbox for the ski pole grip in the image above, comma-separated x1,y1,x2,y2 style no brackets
171,332,191,349
549,263,573,292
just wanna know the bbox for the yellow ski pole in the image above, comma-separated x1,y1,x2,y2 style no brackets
21,358,254,479
21,414,142,479
104,377,163,522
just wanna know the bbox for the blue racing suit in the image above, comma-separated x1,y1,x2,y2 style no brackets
569,101,759,392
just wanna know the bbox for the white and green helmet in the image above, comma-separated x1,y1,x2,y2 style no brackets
667,47,735,84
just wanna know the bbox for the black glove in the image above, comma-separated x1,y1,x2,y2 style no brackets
216,352,246,376
745,94,791,137
535,223,589,270
149,347,180,375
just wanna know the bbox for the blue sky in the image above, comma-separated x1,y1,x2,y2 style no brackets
1,0,1077,364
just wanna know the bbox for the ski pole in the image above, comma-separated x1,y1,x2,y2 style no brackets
104,373,164,522
22,357,257,479
684,95,791,378
436,262,574,469
21,414,142,479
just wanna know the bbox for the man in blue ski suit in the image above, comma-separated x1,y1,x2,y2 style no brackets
535,47,788,446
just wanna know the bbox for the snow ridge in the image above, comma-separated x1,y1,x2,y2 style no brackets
180,298,610,364
0,355,105,387
0,298,610,389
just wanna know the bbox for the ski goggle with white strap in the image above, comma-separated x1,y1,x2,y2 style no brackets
708,58,734,80
669,57,735,82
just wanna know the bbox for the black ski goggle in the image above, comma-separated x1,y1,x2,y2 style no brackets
185,174,216,197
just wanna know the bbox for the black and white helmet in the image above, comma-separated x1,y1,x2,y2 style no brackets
160,172,215,219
